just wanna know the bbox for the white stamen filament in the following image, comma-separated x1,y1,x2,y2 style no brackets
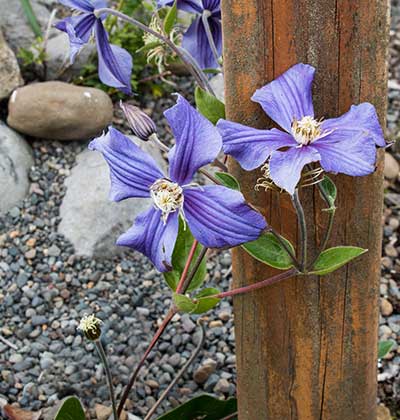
291,116,322,145
150,179,184,224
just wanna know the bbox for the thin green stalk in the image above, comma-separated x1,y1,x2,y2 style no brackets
309,209,336,269
20,0,42,38
292,190,307,271
95,340,118,420
269,227,302,271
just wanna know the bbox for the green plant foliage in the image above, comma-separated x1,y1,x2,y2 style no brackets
164,218,207,292
214,172,240,190
309,246,367,276
18,37,46,68
173,293,196,313
20,0,42,38
378,340,395,359
242,232,296,270
156,394,237,420
195,86,226,124
192,288,220,314
163,1,178,35
319,175,337,212
54,396,85,420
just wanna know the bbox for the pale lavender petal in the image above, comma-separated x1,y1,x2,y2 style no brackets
269,146,321,195
312,129,377,176
95,20,133,95
182,16,222,69
252,63,315,133
157,0,203,13
183,186,267,248
117,207,179,272
322,103,385,147
202,0,220,14
88,127,164,201
217,119,297,170
166,94,222,185
59,0,94,12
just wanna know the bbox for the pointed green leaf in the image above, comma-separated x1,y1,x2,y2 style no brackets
156,394,237,420
164,218,207,292
310,246,367,276
164,0,177,35
173,293,196,313
195,86,225,124
242,233,295,270
192,287,220,314
214,172,240,190
319,176,337,212
55,396,85,420
20,0,42,38
137,41,162,53
378,340,395,359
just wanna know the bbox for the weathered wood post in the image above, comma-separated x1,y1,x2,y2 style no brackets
221,1,389,419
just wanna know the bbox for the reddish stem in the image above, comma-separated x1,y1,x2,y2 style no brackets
214,268,297,299
175,240,199,294
117,307,176,415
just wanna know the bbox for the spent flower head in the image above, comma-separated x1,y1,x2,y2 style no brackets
217,63,385,195
78,314,103,341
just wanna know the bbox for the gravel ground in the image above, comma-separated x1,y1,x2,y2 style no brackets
0,3,400,420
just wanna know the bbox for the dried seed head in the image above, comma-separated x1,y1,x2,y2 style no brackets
120,102,157,141
77,314,103,341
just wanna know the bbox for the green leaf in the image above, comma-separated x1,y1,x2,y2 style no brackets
214,172,240,190
164,218,207,292
242,233,295,270
309,246,367,276
195,86,225,124
137,41,162,53
164,1,177,35
20,0,42,38
54,396,85,420
319,176,337,211
192,288,221,314
156,394,237,420
378,340,395,359
173,293,196,313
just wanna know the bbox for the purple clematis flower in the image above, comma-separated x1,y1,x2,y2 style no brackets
217,63,385,195
55,0,133,94
89,94,266,272
158,0,222,69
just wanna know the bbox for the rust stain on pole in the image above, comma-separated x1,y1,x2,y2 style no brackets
221,0,389,419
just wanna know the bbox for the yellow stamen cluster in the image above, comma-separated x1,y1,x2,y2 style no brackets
77,314,103,341
291,116,322,145
150,179,184,223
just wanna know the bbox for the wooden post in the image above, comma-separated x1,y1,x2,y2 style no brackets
221,1,389,419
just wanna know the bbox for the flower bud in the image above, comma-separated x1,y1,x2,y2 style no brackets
77,314,102,341
120,101,157,141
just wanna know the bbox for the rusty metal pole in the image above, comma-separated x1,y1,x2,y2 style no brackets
221,1,389,419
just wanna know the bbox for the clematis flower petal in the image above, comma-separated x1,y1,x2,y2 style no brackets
95,20,133,95
183,185,267,248
59,0,94,12
55,14,95,62
269,146,321,195
252,63,315,133
117,207,179,272
166,94,222,185
322,103,385,147
88,127,164,201
182,15,222,69
202,0,221,15
312,130,377,176
157,0,204,13
218,120,297,170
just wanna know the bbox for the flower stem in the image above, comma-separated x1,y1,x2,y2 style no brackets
291,190,308,271
143,322,206,420
94,8,213,93
181,246,208,293
117,307,176,416
268,227,302,271
95,340,118,420
201,10,222,72
175,240,199,293
213,268,297,299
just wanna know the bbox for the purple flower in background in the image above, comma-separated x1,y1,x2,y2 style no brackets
217,63,385,195
89,95,266,272
55,0,133,94
158,0,222,69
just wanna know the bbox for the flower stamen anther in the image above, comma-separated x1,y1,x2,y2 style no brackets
292,116,322,145
150,179,184,223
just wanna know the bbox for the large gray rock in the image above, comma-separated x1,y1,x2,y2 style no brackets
0,122,33,214
7,82,113,141
0,30,23,100
45,33,96,81
58,137,166,258
0,0,50,52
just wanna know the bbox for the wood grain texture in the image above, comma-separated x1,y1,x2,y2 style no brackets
221,1,389,419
